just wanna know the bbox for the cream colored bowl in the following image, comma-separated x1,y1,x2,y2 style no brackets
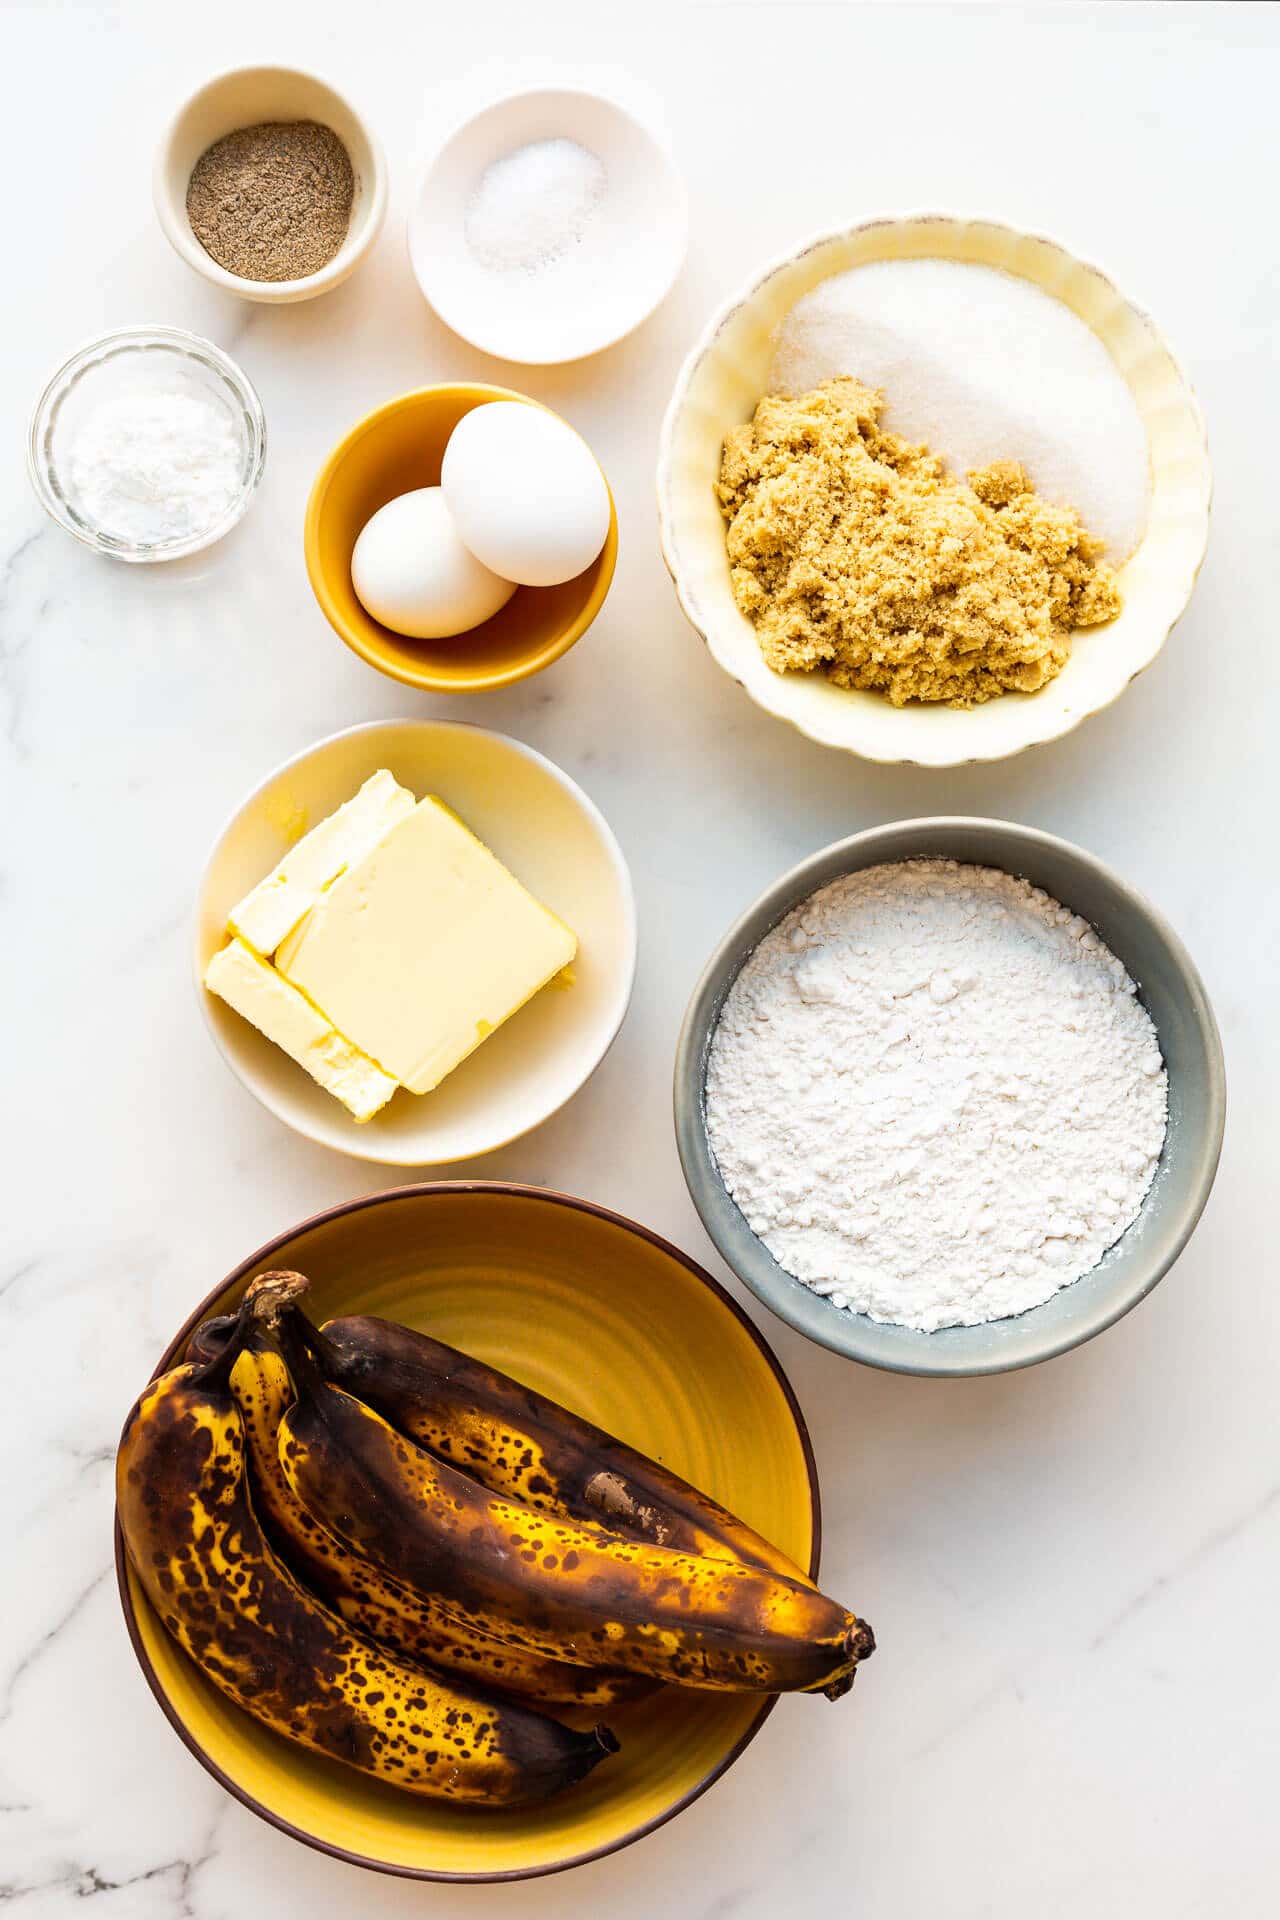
657,216,1211,766
154,66,387,304
196,721,636,1164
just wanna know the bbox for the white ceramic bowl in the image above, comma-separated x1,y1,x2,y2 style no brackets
658,215,1212,766
196,721,636,1164
154,65,388,304
409,87,688,363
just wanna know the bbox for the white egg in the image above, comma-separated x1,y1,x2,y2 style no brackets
350,487,515,639
441,403,611,588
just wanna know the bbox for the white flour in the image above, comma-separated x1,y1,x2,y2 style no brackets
768,259,1150,560
705,860,1168,1332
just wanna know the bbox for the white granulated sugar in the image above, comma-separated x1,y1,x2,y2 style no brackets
705,860,1168,1332
68,388,243,546
768,259,1151,561
465,137,607,275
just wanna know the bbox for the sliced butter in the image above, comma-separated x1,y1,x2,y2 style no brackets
276,797,577,1095
229,769,415,957
204,937,398,1123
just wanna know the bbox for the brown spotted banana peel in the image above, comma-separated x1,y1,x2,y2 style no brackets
188,1289,654,1712
301,1306,814,1586
118,1301,617,1804
271,1307,874,1696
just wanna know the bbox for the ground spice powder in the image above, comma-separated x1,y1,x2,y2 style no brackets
718,378,1122,708
186,121,355,283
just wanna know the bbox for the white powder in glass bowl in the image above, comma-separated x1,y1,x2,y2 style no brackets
67,388,243,547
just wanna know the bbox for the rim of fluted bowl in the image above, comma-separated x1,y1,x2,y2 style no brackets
655,211,1212,768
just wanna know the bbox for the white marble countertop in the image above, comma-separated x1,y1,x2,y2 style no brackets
3,2,1277,1913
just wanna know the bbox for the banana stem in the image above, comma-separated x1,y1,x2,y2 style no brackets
268,1297,331,1404
245,1270,312,1326
190,1292,255,1392
292,1310,345,1374
243,1270,346,1376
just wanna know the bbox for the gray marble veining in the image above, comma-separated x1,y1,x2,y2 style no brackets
2,4,1277,1917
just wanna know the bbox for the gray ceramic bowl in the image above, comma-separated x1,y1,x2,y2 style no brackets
674,818,1225,1377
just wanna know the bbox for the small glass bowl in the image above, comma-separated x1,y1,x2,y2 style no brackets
27,325,266,563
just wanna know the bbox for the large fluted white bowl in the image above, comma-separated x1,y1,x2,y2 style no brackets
657,215,1211,767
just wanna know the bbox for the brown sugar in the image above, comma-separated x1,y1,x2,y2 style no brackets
717,378,1122,708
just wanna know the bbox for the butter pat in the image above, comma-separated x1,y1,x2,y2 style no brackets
204,938,398,1122
277,798,577,1094
229,770,415,956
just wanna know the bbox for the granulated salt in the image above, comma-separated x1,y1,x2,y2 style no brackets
465,138,607,275
768,259,1150,560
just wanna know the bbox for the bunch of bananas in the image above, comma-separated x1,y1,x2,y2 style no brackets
116,1271,874,1808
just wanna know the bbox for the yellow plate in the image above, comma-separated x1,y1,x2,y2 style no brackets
115,1184,820,1881
658,214,1211,766
305,384,617,693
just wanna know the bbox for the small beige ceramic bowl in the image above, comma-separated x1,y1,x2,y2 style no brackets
154,66,387,303
658,215,1212,767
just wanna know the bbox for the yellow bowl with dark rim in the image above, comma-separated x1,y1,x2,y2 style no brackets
115,1183,820,1882
305,385,617,693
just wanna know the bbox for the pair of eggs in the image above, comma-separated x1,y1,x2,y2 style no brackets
351,402,610,641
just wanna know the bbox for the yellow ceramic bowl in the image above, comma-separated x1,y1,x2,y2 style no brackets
658,215,1212,766
115,1184,820,1881
305,385,618,692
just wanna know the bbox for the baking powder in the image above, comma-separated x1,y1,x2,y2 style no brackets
705,860,1168,1332
67,388,243,546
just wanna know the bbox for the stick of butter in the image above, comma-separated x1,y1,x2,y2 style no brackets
204,938,398,1122
229,769,415,957
276,798,577,1095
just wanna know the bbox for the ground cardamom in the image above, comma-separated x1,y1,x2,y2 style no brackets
186,121,355,283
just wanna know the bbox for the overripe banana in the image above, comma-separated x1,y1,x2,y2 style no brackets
187,1290,652,1712
117,1306,617,1804
298,1307,811,1583
270,1308,874,1696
